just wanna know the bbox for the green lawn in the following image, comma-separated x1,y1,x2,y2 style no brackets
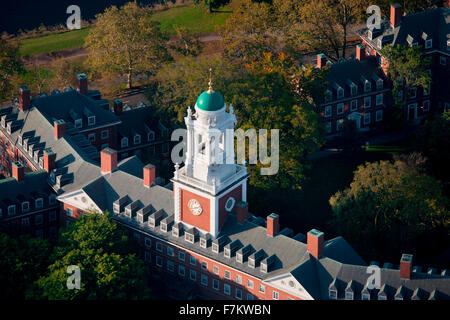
18,5,230,56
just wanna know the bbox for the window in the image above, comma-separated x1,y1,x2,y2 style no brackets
324,106,332,117
212,243,219,253
22,217,30,226
247,294,254,300
101,130,109,139
272,291,279,300
259,284,266,293
235,288,242,300
134,134,141,145
364,96,371,108
376,94,383,106
362,293,370,300
326,122,332,134
190,256,197,266
178,265,185,277
364,81,371,93
167,260,175,272
75,119,82,129
6,200,15,214
337,88,344,99
224,270,231,280
167,247,174,257
440,56,447,65
364,113,371,125
423,100,430,112
66,207,72,217
189,270,197,281
376,79,383,90
247,279,254,289
201,274,208,286
145,238,151,248
22,202,30,213
236,275,242,285
49,211,57,222
345,291,354,300
156,242,163,252
376,110,383,122
178,251,185,261
156,256,163,267
336,119,344,132
425,39,432,49
337,103,344,115
213,265,219,275
88,133,95,143
88,116,95,126
325,90,332,102
35,214,43,225
144,251,151,262
213,279,219,291
224,284,231,296
329,289,337,300
35,198,43,209
408,87,417,99
121,137,128,148
378,294,387,300
147,132,155,141
201,261,208,271
351,100,358,111
225,197,236,212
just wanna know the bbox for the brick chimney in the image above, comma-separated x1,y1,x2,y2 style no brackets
267,213,279,237
12,161,24,182
307,229,324,259
76,73,88,96
236,201,248,224
113,99,123,115
317,54,327,69
101,147,118,174
143,163,156,188
18,86,31,111
43,148,56,173
54,120,66,139
400,254,413,280
390,4,402,28
356,44,366,61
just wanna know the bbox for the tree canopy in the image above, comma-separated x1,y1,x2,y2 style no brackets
0,38,23,101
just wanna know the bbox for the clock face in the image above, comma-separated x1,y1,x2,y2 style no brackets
188,199,203,216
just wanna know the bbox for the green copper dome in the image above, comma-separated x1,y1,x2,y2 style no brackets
195,90,225,111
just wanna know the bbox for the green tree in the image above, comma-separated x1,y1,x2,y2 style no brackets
0,233,52,298
379,44,431,108
329,158,449,260
32,212,151,299
51,59,85,89
84,1,171,89
194,0,229,13
0,38,23,101
169,25,203,57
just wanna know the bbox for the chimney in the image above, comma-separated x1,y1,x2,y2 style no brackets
317,54,327,69
356,44,366,61
143,163,156,188
18,86,31,111
54,120,66,139
76,73,88,96
390,4,402,28
101,147,118,174
400,254,413,280
266,213,279,237
113,99,123,115
236,201,248,224
307,229,324,259
12,161,24,182
43,148,56,173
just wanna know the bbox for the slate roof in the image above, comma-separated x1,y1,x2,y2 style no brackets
0,170,51,204
358,7,450,54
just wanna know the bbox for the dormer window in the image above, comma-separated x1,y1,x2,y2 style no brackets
337,87,344,99
329,289,337,300
236,253,243,263
425,39,432,49
261,262,267,273
200,238,206,248
113,203,120,214
224,248,231,258
248,258,255,268
121,137,128,148
35,198,43,209
134,134,141,145
364,81,371,93
185,233,194,243
362,292,370,300
351,84,357,96
345,291,354,300
88,116,96,126
212,243,219,253
8,205,16,216
148,131,155,142
22,202,30,213
74,119,82,129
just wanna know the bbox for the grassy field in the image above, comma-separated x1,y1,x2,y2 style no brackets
18,5,230,56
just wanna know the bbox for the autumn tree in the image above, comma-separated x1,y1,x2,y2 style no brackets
31,212,151,299
169,25,203,57
84,1,171,89
330,158,449,261
194,0,230,13
51,59,85,89
0,38,23,101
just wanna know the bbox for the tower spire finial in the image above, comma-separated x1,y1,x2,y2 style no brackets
207,67,213,93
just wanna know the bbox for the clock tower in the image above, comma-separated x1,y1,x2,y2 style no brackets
172,79,249,239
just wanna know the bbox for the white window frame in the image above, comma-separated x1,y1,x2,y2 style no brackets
329,289,337,300
247,279,254,289
201,274,208,286
345,291,354,300
167,260,174,272
351,84,357,96
156,242,163,252
337,87,344,99
88,116,96,126
235,275,242,285
178,251,185,261
324,106,332,118
272,291,279,300
178,265,185,277
224,284,231,296
362,292,370,300
376,110,383,122
101,130,109,140
189,269,197,281
235,288,242,300
364,81,371,93
351,100,358,111
35,198,43,209
167,247,174,257
337,103,344,115
364,96,371,108
224,270,231,280
425,39,432,49
213,265,219,275
364,113,371,125
190,256,197,266
66,207,72,217
259,284,266,294
213,279,219,291
134,134,141,145
22,201,30,213
74,119,82,129
376,94,383,106
121,137,128,148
